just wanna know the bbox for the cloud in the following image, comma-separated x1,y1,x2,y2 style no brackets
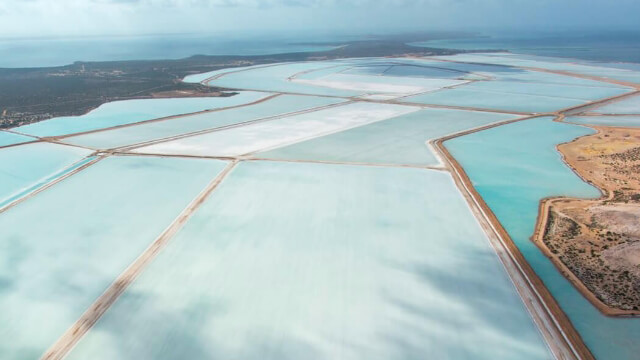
1,0,639,37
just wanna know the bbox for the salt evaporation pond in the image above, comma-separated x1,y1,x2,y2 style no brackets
64,95,345,149
66,161,551,360
14,92,270,137
446,117,640,360
433,53,640,84
189,60,469,98
402,87,585,113
193,62,363,97
260,108,519,166
460,80,631,100
4,52,640,358
133,102,419,157
0,142,91,207
0,156,227,360
291,73,467,96
566,115,640,127
590,94,640,114
0,131,35,147
372,64,480,79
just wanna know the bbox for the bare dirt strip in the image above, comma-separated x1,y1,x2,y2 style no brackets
26,58,640,360
40,160,238,360
433,136,594,360
0,156,104,215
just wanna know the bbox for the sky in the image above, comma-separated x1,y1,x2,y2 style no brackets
1,0,640,38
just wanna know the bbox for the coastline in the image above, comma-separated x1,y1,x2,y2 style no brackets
531,125,640,317
433,135,595,360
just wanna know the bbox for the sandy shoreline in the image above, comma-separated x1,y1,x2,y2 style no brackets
532,126,640,317
433,136,595,360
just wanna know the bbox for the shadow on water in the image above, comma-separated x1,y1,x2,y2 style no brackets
380,248,551,360
77,249,548,359
90,288,326,360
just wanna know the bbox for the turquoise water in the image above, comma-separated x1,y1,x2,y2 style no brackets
402,87,585,113
0,156,97,209
261,108,518,166
0,142,91,206
461,80,631,101
202,62,362,97
0,131,35,147
0,33,340,68
446,117,640,360
591,94,640,114
380,65,477,79
400,58,629,88
293,64,355,80
0,156,227,359
15,92,270,137
433,54,640,84
492,71,629,88
295,73,467,95
67,161,551,360
183,63,284,84
567,115,640,127
64,95,345,149
412,33,640,64
133,102,418,157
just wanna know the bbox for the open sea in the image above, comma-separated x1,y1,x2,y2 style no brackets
413,31,640,64
2,31,639,69
0,32,344,68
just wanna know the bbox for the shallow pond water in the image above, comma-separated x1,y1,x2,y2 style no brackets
446,117,640,360
66,161,551,360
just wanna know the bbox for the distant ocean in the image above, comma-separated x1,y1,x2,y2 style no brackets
0,33,343,68
412,31,640,64
3,31,639,69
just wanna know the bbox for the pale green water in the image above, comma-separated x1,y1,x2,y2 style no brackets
567,115,640,127
0,156,227,360
64,95,345,149
0,131,35,147
261,108,518,166
0,142,92,207
67,161,551,360
446,117,640,360
14,92,270,137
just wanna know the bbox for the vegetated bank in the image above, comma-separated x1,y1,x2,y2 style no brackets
0,39,472,129
534,126,640,316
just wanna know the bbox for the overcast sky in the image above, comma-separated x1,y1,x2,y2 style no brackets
1,0,640,38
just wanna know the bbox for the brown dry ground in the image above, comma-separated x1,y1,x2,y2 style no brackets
536,126,640,315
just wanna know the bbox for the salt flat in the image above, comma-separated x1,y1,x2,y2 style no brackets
132,102,419,157
64,95,345,150
259,108,519,166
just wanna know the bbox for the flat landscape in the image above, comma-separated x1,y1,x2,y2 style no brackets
2,50,640,360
